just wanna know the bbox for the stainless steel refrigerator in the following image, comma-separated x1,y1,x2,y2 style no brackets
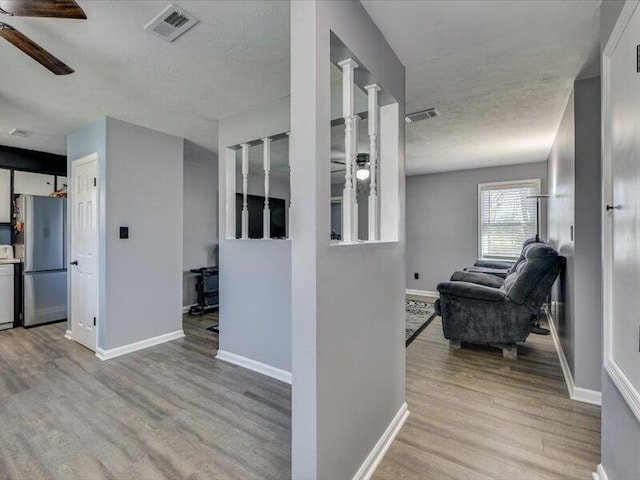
14,195,67,327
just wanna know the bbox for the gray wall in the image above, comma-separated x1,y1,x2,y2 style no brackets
547,90,576,376
183,153,218,307
291,1,406,478
547,77,603,393
218,96,292,373
406,162,548,292
599,1,640,477
68,117,183,351
573,77,603,392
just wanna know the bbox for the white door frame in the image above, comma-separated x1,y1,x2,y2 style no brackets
601,0,640,422
69,152,100,352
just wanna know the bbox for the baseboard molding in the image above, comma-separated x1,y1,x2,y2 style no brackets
592,463,608,480
406,288,438,298
546,309,602,406
215,350,292,385
96,329,185,361
182,304,196,314
64,329,73,340
352,402,409,480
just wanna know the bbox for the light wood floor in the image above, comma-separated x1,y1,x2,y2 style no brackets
0,303,600,480
0,313,290,480
374,299,601,480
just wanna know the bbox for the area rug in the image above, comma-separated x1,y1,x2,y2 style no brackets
406,300,436,347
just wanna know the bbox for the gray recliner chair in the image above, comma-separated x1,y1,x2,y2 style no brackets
462,237,540,278
452,239,542,288
434,243,564,359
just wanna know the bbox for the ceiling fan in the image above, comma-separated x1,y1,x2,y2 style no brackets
0,0,86,75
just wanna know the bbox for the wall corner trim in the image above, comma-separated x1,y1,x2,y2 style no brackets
352,402,409,480
592,463,609,480
95,330,185,361
64,330,73,341
405,289,439,298
215,350,292,385
547,308,602,406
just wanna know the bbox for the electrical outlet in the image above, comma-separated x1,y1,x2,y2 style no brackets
414,272,419,280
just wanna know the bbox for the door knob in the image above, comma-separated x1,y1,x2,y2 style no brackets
69,260,78,266
606,205,621,211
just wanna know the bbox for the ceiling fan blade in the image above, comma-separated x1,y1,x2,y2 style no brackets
0,0,86,19
0,23,73,74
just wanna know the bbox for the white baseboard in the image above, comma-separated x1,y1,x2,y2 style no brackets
216,350,292,385
592,463,608,480
64,329,73,340
406,288,439,298
547,309,602,406
182,304,195,314
96,329,185,361
352,402,409,480
572,386,602,406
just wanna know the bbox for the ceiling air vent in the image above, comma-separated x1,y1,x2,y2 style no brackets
144,4,198,42
8,128,33,138
405,108,440,124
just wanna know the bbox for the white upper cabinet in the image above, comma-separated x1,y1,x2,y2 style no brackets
56,176,68,191
0,169,10,223
14,171,55,196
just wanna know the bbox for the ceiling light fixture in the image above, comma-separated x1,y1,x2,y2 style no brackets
356,153,370,181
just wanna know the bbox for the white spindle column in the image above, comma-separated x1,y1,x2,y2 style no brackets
286,131,291,239
352,114,360,240
338,57,358,243
262,138,272,239
365,84,381,241
241,143,249,239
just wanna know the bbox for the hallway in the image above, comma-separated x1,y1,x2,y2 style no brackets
374,309,600,480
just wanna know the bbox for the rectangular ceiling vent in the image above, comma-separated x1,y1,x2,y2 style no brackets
144,4,198,42
405,108,440,124
8,128,33,138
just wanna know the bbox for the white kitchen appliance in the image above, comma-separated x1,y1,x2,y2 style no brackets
0,245,13,260
0,245,14,329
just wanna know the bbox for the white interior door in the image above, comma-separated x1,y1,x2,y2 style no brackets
70,155,98,351
607,4,640,392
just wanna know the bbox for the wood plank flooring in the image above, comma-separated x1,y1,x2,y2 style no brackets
373,299,601,480
0,313,291,480
0,301,600,479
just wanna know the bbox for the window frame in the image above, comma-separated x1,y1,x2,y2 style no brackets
477,178,541,260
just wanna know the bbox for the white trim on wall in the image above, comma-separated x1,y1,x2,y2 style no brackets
95,329,184,360
405,289,439,298
216,349,292,385
182,304,196,314
592,463,609,480
601,0,640,423
547,305,602,406
352,402,409,480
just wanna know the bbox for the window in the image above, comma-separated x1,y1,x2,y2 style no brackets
478,179,540,259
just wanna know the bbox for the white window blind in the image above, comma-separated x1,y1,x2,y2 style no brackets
479,180,539,259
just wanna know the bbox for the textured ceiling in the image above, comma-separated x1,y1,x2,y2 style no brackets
1,1,601,175
361,0,601,175
0,0,290,160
